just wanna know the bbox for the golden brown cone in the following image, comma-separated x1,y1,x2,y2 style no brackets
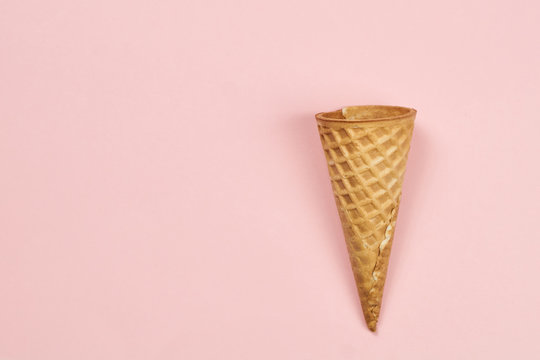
315,105,415,332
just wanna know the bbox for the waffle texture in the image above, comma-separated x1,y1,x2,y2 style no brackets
316,105,415,332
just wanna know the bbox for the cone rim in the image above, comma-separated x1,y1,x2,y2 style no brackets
315,105,416,124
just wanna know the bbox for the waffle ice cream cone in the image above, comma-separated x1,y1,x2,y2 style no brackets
315,105,416,332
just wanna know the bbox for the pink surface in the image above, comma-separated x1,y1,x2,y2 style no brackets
1,0,540,359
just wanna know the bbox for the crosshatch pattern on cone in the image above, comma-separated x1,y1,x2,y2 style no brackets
316,105,415,332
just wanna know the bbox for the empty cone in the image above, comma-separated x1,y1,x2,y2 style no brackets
315,105,415,332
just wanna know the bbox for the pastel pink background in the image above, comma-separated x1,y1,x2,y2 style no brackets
1,0,539,359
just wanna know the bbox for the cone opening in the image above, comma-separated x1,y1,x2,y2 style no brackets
316,105,416,123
